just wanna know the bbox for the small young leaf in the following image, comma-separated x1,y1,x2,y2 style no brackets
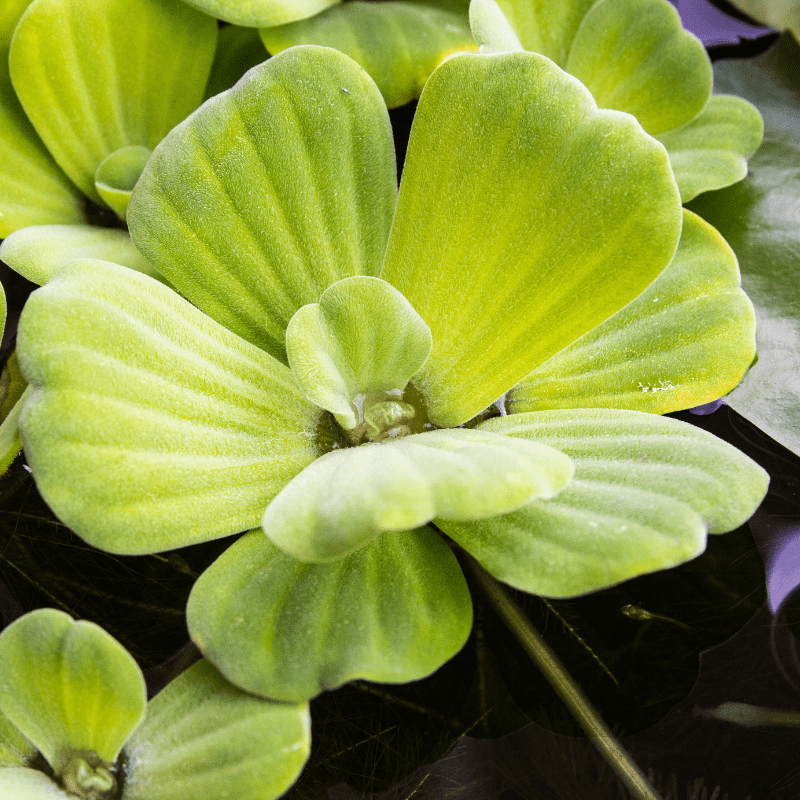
657,94,764,202
128,46,397,361
510,210,756,415
263,427,574,562
187,529,472,702
17,260,320,555
124,660,310,800
439,409,769,597
260,1,477,108
0,609,146,773
286,276,432,430
94,145,151,220
0,225,160,285
566,0,712,135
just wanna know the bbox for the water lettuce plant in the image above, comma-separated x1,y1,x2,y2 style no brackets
0,609,310,800
13,45,769,705
470,0,765,202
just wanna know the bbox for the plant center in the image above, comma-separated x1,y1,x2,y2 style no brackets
60,751,118,800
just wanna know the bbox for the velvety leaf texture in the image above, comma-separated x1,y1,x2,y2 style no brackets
129,46,397,361
17,260,320,555
183,0,339,27
470,0,525,52
187,529,473,702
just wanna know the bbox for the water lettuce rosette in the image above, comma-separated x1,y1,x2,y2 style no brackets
15,46,768,703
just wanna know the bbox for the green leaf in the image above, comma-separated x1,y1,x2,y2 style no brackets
262,427,574,562
17,259,320,555
260,1,477,108
128,46,397,361
657,94,764,203
286,276,432,430
470,0,524,52
94,145,151,221
0,0,32,46
726,0,800,39
9,0,217,207
203,26,268,101
188,528,472,701
509,210,756,415
0,710,36,768
688,34,800,456
486,0,597,66
183,0,339,27
0,609,146,772
0,49,84,237
0,225,160,285
565,0,712,135
381,51,682,428
439,409,769,597
0,769,73,800
0,365,29,477
123,659,310,800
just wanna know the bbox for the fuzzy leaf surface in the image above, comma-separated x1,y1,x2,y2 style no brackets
0,609,145,772
510,210,756,415
94,145,151,221
439,410,769,597
124,660,310,800
381,51,682,427
129,46,397,360
657,94,764,202
9,0,217,206
183,0,339,27
17,260,319,555
203,26,268,101
188,529,472,701
261,2,476,108
263,428,574,562
470,0,524,52
0,710,35,768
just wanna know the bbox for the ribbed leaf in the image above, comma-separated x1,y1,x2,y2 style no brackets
286,277,432,430
9,0,217,206
0,225,159,285
260,2,477,108
129,46,397,360
439,410,769,597
124,660,310,800
263,428,574,562
0,769,73,800
187,528,472,701
183,0,339,27
657,94,764,202
17,260,320,555
0,609,146,773
566,0,712,135
470,0,524,52
0,711,35,768
509,210,756,415
203,26,268,101
381,51,682,427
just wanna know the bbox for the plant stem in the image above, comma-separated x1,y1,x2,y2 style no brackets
461,551,663,800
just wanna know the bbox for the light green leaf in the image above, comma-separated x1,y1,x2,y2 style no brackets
17,259,320,555
286,276,432,430
260,2,477,108
129,46,397,361
0,769,73,800
0,0,32,46
565,0,711,135
439,409,770,597
470,0,524,52
509,210,756,415
0,49,84,237
0,609,146,773
203,26,269,101
381,51,682,428
9,0,217,207
489,0,597,66
0,370,29,477
124,659,310,800
94,146,151,221
183,0,339,27
263,427,573,562
188,528,472,702
0,710,36,768
727,0,800,39
688,34,800,456
0,225,160,285
657,94,764,202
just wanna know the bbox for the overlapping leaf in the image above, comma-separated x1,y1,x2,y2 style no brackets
187,529,472,701
381,50,681,427
509,210,756,415
129,46,397,360
17,260,320,555
0,769,73,800
181,0,339,27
